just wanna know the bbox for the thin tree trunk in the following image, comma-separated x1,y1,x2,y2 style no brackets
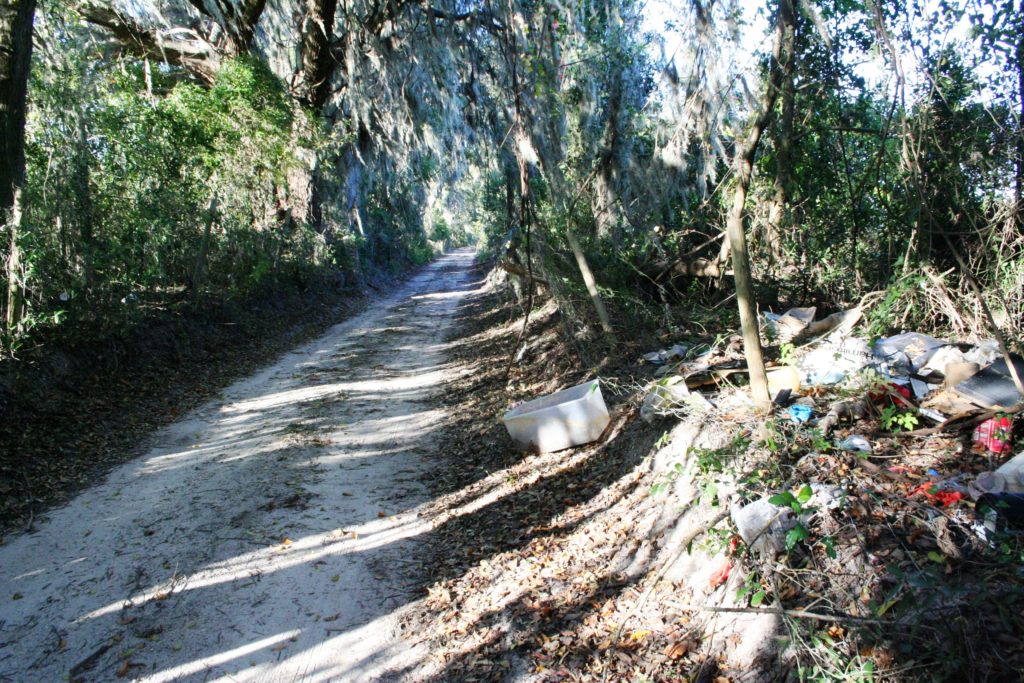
765,25,795,260
4,186,25,335
565,226,614,336
74,111,95,293
0,0,36,341
729,0,795,413
501,0,615,339
191,185,220,298
1015,1,1023,226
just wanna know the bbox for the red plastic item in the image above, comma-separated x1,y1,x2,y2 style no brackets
709,560,732,589
973,416,1013,454
869,382,913,407
910,482,964,507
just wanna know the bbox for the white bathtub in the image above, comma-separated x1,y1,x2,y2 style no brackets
502,380,611,453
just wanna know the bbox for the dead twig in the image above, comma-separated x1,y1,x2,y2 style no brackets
69,641,113,679
666,601,887,624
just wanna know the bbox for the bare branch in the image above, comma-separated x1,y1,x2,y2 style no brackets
73,1,221,82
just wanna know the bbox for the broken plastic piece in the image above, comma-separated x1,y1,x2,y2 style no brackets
955,354,1024,409
641,376,690,423
642,344,689,365
766,366,801,396
731,497,795,556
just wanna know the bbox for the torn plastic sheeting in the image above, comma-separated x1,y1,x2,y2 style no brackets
799,337,871,386
964,339,1001,368
731,497,796,556
837,434,872,453
919,345,969,380
788,404,813,423
873,332,949,376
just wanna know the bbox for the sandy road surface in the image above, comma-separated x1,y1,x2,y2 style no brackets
0,250,480,682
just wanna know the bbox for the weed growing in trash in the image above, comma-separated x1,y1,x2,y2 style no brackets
769,485,814,552
879,405,919,432
779,341,797,366
800,628,878,683
696,524,734,556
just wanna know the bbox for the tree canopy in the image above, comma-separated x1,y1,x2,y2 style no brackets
0,0,1021,360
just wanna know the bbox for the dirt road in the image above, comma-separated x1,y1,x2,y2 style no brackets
0,250,480,682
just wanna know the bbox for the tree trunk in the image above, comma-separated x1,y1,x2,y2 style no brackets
728,146,771,412
74,111,95,293
728,0,795,413
765,26,795,262
191,185,220,297
1015,1,1023,227
300,0,339,108
0,0,36,340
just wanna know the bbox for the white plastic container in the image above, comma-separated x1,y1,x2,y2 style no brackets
502,379,610,453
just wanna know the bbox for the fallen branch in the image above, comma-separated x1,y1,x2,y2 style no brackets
665,601,888,624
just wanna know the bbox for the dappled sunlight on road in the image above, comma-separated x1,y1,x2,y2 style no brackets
0,250,490,683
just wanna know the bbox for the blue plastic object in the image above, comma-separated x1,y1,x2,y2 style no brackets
789,404,813,423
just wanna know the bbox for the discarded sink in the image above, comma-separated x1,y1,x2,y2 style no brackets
502,380,610,453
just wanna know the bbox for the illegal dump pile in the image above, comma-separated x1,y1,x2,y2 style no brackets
401,279,1023,682
633,304,1024,679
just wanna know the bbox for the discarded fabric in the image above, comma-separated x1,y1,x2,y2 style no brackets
995,451,1024,494
968,471,1007,500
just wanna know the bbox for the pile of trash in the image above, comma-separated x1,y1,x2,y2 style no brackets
640,305,1024,530
635,306,1024,677
642,305,1022,418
